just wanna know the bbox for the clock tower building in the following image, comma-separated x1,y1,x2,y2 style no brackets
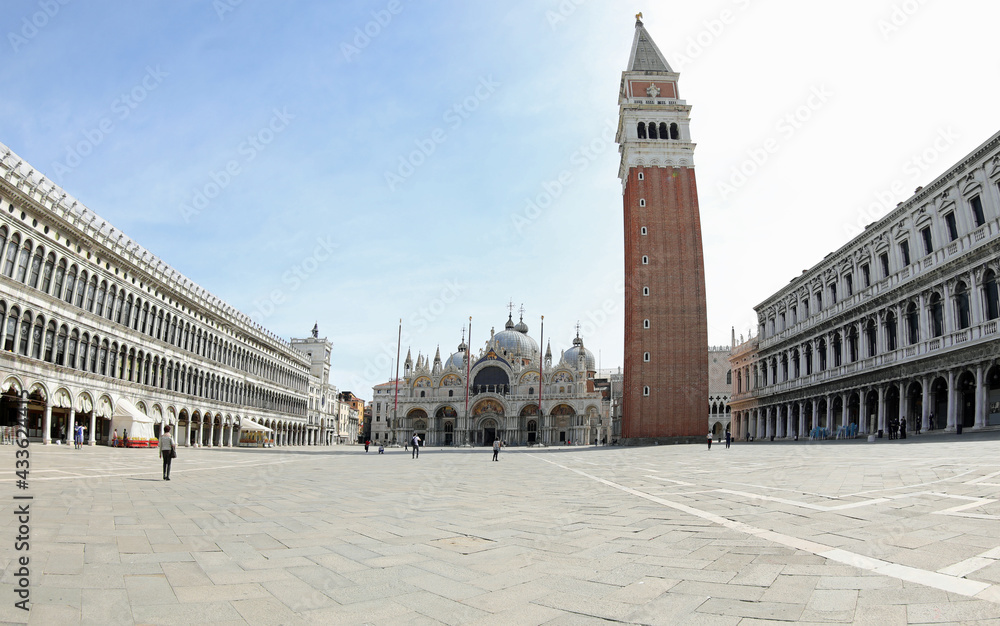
617,16,708,442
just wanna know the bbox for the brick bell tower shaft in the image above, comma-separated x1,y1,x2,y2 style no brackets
617,15,709,442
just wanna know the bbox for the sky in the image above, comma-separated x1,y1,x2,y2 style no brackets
3,1,999,399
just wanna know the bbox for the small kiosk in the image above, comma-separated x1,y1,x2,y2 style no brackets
110,398,156,448
238,419,273,448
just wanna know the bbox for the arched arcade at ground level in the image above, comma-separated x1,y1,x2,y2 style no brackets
0,374,319,448
400,398,604,447
733,362,1000,440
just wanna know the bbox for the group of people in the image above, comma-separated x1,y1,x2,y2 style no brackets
707,431,732,450
110,428,129,448
886,416,907,440
57,424,87,448
362,434,424,457
363,440,386,454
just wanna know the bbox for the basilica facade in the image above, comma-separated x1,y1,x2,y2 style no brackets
370,312,605,446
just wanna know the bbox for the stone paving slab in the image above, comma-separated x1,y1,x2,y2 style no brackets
2,436,1000,623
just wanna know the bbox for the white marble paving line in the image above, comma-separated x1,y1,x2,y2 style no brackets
966,469,1000,486
928,492,1000,520
715,488,890,512
938,546,1000,577
841,468,978,497
721,481,855,501
0,458,296,482
644,476,694,486
534,455,1000,605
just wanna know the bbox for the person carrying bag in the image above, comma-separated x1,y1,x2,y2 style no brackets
158,425,176,481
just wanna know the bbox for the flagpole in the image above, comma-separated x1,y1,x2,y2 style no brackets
538,315,544,445
464,316,472,447
393,319,401,445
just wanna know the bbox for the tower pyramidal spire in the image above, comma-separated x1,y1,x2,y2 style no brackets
628,15,672,73
616,17,708,442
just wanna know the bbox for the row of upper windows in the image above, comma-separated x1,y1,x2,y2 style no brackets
0,299,306,415
0,224,307,391
762,187,998,338
1,199,304,378
739,271,1000,391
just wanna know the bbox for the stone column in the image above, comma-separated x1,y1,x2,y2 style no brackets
88,410,96,446
975,363,985,429
68,408,76,445
840,393,849,431
947,369,957,430
970,271,984,327
921,375,930,431
811,401,819,436
43,405,52,445
798,401,805,437
825,396,833,431
942,282,953,334
877,386,886,434
899,383,909,433
918,292,927,342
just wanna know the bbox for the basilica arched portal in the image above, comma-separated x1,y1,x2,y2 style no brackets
473,399,504,446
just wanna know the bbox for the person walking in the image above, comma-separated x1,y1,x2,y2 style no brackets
111,428,118,448
411,433,421,459
707,431,712,450
364,440,370,453
75,423,84,449
378,444,384,454
725,430,731,449
122,428,129,449
492,438,501,461
158,424,176,480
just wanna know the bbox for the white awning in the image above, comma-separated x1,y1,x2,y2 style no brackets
238,420,272,433
112,398,153,423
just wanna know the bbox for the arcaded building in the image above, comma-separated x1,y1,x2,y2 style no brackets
617,17,708,442
730,131,1000,440
0,141,327,447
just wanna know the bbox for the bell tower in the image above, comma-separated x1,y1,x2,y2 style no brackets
617,15,708,442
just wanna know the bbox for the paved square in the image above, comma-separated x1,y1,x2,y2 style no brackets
4,435,1000,624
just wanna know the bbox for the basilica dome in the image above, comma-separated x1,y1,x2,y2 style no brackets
562,334,596,371
493,314,539,358
445,339,467,369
